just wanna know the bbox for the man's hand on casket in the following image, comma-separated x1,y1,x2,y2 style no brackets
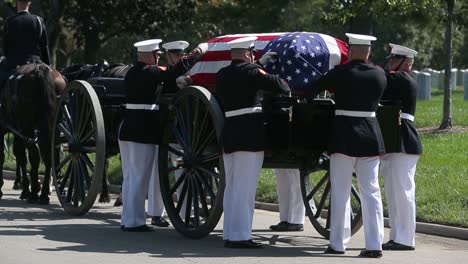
196,43,209,55
176,75,193,89
259,52,278,66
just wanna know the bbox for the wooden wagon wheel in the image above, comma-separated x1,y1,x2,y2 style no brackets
51,80,106,216
300,153,363,239
159,86,225,239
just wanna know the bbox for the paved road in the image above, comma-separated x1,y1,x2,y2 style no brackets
1,179,467,264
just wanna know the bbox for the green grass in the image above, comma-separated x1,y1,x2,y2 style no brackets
416,88,468,127
3,87,467,227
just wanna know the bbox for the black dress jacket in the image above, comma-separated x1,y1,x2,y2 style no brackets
311,60,387,157
2,10,50,67
216,60,290,153
382,71,422,155
119,56,197,144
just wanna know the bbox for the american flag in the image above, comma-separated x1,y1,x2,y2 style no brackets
188,32,348,92
263,32,348,93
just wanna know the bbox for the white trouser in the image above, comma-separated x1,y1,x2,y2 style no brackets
330,153,384,251
273,169,305,224
119,141,158,228
223,151,264,241
147,145,166,217
381,153,419,247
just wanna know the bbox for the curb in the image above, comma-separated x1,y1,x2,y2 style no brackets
3,170,467,241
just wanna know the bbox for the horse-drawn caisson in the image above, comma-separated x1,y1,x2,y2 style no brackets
0,32,401,241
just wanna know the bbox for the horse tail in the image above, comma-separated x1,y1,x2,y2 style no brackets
36,64,57,132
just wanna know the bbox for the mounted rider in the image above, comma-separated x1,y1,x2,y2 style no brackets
1,0,50,74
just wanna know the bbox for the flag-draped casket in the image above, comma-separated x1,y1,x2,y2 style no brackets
188,32,348,94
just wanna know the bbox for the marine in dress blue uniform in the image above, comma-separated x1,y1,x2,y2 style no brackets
118,39,206,231
380,44,422,251
217,36,290,248
1,0,50,69
310,33,386,258
145,40,207,226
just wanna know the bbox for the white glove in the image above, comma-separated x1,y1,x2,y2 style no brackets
176,75,192,89
196,42,209,55
259,52,278,66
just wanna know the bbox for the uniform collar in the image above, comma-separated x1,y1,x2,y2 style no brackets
231,59,245,65
17,10,30,14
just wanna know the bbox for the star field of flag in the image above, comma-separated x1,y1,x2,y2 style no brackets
263,32,332,92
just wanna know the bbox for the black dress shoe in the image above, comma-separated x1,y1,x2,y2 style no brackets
270,222,304,231
382,241,415,251
323,246,345,254
359,250,383,258
224,240,263,249
121,225,152,232
151,216,170,227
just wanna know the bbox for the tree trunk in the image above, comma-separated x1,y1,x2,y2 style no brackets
46,0,65,67
439,0,454,129
84,29,100,64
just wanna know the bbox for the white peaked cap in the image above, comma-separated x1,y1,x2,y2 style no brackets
227,36,257,50
162,40,190,53
389,43,418,58
134,39,162,52
345,33,377,46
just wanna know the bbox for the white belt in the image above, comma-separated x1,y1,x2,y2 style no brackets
400,113,415,121
225,107,262,117
335,110,376,117
126,103,159,111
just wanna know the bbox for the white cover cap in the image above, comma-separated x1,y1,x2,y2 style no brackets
227,36,257,50
162,40,190,53
134,39,162,52
389,43,418,58
345,33,376,46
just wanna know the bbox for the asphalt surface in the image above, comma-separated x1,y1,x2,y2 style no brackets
1,179,468,264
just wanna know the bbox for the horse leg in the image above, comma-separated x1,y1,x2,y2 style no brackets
98,158,110,203
26,142,40,203
14,137,30,200
0,132,4,199
13,163,22,190
38,135,51,205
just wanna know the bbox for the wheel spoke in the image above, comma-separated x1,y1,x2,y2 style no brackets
315,179,330,218
72,159,80,206
351,184,361,206
81,146,96,153
194,130,214,156
193,169,216,202
77,102,92,139
190,98,201,150
77,159,87,202
198,153,220,164
196,166,220,180
80,126,96,144
78,158,92,191
80,153,95,172
306,172,328,201
58,160,73,193
63,104,75,134
58,123,73,142
184,172,193,227
326,202,331,229
168,145,184,157
191,175,200,228
66,160,75,203
169,170,187,195
57,154,72,172
176,176,189,214
171,125,189,153
193,171,210,218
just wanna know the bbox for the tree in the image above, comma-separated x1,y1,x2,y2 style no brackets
439,0,455,129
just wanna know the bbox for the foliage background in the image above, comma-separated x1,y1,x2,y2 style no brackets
0,0,466,70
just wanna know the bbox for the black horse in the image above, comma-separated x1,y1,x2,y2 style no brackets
0,63,65,203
